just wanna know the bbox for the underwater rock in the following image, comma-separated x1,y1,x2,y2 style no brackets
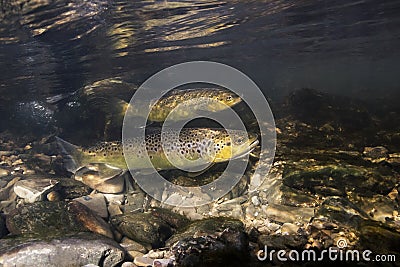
5,201,113,239
258,234,308,250
363,146,389,161
0,168,8,177
212,196,246,220
0,215,7,238
149,207,190,229
69,200,114,239
119,237,150,254
279,184,320,207
263,203,314,224
166,217,249,267
358,225,400,256
124,190,147,213
74,163,125,194
283,163,397,197
314,196,370,229
349,194,399,223
280,223,300,234
0,232,124,267
111,212,173,248
74,194,109,218
0,177,20,202
133,256,154,267
55,177,93,199
13,178,58,203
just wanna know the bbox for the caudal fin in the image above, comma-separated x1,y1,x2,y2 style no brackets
55,137,83,173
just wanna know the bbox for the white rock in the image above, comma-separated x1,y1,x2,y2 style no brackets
251,195,261,206
13,179,58,203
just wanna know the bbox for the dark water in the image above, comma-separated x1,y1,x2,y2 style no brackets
1,0,400,132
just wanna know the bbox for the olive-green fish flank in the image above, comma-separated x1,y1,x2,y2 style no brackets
147,88,242,122
68,128,258,172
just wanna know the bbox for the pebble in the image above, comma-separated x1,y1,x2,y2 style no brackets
280,223,300,234
0,168,8,177
13,179,58,203
363,146,388,159
74,194,108,218
11,159,23,166
133,256,153,267
121,262,138,267
46,191,61,201
251,195,261,206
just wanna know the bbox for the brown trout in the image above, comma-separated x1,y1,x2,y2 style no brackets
57,128,258,173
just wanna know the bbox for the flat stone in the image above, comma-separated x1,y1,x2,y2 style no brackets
0,177,20,202
103,193,125,204
133,256,153,267
0,232,124,267
121,262,137,267
120,237,149,253
69,200,114,239
0,168,8,177
280,223,300,234
108,203,123,217
14,178,58,203
124,191,146,213
126,251,144,260
74,163,125,194
6,201,113,239
258,234,308,250
167,218,249,266
111,212,173,248
363,146,388,159
264,203,314,224
74,194,108,218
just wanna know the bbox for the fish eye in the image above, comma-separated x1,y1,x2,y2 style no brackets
237,138,243,144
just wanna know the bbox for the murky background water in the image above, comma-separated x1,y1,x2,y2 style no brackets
1,0,400,119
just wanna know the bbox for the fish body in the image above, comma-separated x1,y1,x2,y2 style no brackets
83,85,242,123
145,88,242,122
57,128,258,173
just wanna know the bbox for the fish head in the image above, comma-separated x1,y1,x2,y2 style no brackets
207,89,242,110
213,130,259,162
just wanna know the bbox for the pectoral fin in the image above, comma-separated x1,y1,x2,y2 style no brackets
187,163,215,178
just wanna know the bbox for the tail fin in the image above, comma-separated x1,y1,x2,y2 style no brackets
55,137,83,173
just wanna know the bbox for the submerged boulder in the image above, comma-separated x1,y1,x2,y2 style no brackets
0,232,125,267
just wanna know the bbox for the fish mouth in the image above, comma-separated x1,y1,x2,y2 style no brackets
230,137,259,160
248,139,259,152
